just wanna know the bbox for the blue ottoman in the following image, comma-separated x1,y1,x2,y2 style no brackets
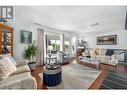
43,66,62,86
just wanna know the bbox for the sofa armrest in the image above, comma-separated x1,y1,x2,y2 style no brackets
111,54,118,60
22,77,37,89
111,54,119,64
16,60,28,67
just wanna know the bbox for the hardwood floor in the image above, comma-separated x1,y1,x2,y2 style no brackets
31,58,127,89
31,66,47,89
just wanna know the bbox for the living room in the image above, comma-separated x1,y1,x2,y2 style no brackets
1,6,127,90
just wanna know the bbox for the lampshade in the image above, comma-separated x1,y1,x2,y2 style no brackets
48,45,53,51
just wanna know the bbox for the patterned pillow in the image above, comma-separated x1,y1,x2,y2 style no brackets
106,49,114,56
95,48,100,55
0,54,17,66
0,58,17,80
90,49,96,56
99,49,107,55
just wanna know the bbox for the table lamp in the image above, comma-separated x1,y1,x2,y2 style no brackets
48,45,53,57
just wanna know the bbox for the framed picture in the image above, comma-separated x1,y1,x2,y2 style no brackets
97,35,117,45
20,30,32,44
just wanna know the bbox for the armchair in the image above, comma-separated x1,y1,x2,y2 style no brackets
57,51,70,64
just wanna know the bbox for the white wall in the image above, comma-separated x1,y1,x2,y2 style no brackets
13,21,37,60
80,30,127,49
13,22,74,60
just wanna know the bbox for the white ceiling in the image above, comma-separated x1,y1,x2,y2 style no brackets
15,6,127,34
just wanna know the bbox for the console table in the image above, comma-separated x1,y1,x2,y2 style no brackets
80,57,100,69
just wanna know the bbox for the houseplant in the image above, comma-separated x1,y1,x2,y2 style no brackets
23,41,37,70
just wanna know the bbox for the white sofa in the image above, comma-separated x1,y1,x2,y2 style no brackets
0,60,37,89
82,48,118,66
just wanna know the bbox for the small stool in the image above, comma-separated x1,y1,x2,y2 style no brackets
43,66,62,86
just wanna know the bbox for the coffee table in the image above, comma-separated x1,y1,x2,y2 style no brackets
80,57,100,69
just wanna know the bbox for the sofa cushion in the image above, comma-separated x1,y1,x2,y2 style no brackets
12,65,30,75
16,60,28,67
0,58,17,81
100,59,107,63
101,56,111,60
106,49,114,56
0,72,35,89
95,55,101,59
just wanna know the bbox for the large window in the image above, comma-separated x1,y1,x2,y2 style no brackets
46,34,60,54
46,34,71,54
50,39,60,52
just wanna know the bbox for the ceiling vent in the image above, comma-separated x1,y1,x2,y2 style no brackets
90,22,99,27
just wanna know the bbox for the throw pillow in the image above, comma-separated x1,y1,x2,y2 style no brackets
106,49,114,56
90,49,96,56
0,54,17,66
7,54,17,66
99,49,107,55
95,48,100,55
0,58,17,80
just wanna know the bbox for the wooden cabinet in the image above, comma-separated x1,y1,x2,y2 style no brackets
0,23,14,56
77,48,85,57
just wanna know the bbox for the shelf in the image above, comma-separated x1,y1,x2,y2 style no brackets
0,23,13,56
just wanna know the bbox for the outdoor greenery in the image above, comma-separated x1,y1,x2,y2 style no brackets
52,44,60,51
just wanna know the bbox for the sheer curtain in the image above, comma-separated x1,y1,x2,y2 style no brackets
36,29,44,66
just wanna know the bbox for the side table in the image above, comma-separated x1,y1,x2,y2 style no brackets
43,65,62,86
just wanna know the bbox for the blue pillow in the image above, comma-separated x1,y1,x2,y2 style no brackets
106,49,114,56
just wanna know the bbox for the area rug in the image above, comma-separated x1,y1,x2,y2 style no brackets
99,71,127,89
39,63,101,89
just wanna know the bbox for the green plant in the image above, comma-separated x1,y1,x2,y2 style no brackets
23,41,37,62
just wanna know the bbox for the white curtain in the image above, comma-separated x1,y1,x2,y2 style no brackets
36,29,44,66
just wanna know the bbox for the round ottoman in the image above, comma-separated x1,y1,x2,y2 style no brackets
43,66,62,86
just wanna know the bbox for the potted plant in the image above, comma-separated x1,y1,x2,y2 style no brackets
23,41,37,70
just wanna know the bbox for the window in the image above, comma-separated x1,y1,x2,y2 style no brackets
64,40,70,52
50,39,60,53
46,34,70,54
46,34,60,54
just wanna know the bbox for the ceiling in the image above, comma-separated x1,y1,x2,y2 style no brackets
15,6,127,34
